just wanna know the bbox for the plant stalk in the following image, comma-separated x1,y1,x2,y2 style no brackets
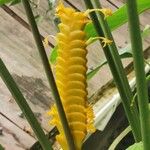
83,0,141,142
126,0,150,149
0,144,4,150
21,0,76,149
92,0,135,103
0,58,52,150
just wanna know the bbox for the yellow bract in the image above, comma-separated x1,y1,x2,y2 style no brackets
47,1,112,150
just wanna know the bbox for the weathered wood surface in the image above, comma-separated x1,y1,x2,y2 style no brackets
2,1,108,93
0,0,150,149
8,1,106,73
0,114,36,150
2,0,150,92
0,8,54,148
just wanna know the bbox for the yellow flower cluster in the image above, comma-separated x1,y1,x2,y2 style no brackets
48,1,112,150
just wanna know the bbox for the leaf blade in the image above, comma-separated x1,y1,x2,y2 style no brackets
84,0,150,38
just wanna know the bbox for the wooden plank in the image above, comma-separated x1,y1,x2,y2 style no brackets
0,8,54,136
107,0,150,45
0,75,53,134
65,0,117,11
0,9,48,81
0,114,36,150
9,0,73,41
9,0,57,37
1,5,54,48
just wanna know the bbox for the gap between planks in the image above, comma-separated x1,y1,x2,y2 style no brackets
1,5,54,48
0,114,36,150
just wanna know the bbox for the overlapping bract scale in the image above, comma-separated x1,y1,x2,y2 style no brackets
48,2,95,150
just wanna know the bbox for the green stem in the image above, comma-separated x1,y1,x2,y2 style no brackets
92,0,135,103
83,0,141,142
21,0,76,149
126,0,150,149
0,58,52,150
130,73,150,108
108,126,131,150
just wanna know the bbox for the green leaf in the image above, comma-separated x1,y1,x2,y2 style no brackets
87,60,107,80
9,0,20,5
0,0,21,5
86,49,132,80
126,142,143,150
49,46,58,64
84,0,150,38
0,0,12,5
0,59,53,150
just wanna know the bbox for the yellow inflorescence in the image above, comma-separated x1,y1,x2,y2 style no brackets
48,2,112,150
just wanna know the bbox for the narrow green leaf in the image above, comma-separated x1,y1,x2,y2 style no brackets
0,59,53,150
85,0,141,141
84,0,150,39
126,0,150,146
0,144,4,150
87,60,107,80
86,50,132,80
126,142,143,150
108,126,131,150
108,0,150,30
